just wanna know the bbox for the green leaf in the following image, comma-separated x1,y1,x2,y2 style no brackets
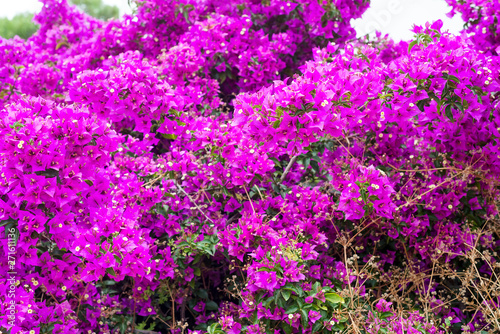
277,295,286,309
286,305,299,314
206,323,220,334
408,40,418,53
118,319,127,334
300,309,309,328
9,121,25,130
333,322,346,331
219,72,226,84
162,133,178,140
102,280,116,286
321,14,328,28
197,289,208,299
272,119,282,129
205,300,218,311
273,291,280,307
444,104,454,121
454,102,464,112
325,292,344,304
56,41,68,50
282,289,291,301
276,106,284,117
379,311,393,320
320,303,331,312
262,295,273,308
106,268,116,277
312,321,323,332
310,159,320,173
0,219,16,228
283,284,304,297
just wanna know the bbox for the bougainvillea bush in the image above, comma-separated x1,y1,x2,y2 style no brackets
1,0,500,333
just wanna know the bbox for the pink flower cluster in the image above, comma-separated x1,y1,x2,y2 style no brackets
446,0,500,54
0,1,499,334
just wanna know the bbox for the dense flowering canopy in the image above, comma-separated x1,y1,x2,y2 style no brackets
0,1,499,334
446,0,500,55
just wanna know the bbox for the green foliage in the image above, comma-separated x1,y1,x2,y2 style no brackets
0,0,119,41
71,0,119,21
0,13,38,40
